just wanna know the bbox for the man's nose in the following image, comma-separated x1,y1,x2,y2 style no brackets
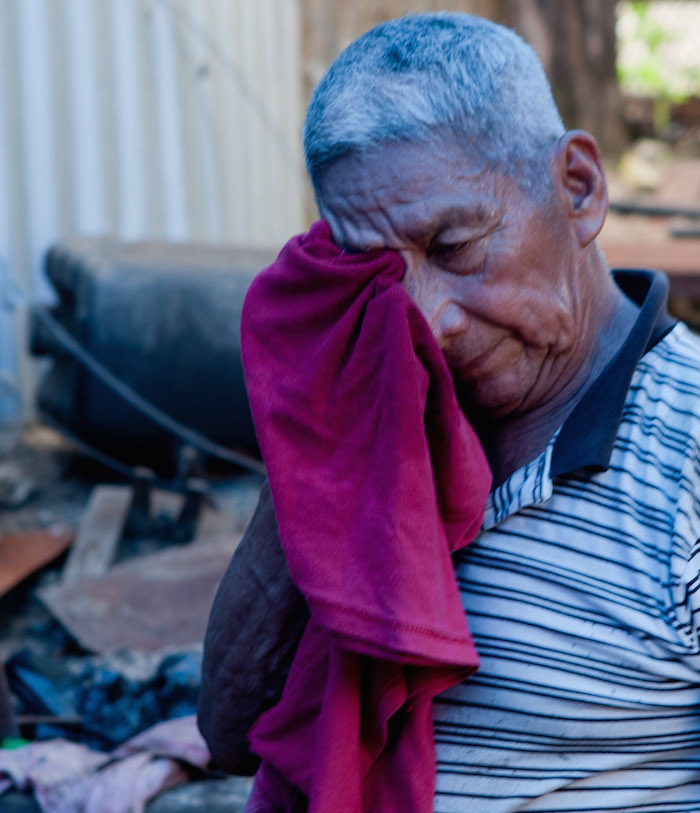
401,261,469,348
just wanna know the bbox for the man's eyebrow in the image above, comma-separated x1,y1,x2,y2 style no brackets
443,203,498,225
411,203,501,242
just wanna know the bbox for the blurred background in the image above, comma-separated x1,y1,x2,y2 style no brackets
0,6,699,808
0,0,699,425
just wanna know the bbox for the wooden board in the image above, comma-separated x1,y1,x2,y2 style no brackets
61,486,132,586
0,528,74,598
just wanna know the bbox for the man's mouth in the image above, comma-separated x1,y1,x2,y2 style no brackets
447,338,507,380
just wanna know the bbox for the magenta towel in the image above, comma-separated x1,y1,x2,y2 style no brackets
241,220,492,812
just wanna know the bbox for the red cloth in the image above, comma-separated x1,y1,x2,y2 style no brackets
241,220,492,812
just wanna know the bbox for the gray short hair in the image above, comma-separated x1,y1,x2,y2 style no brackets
304,13,565,200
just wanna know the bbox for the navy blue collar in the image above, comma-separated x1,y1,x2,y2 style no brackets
550,269,676,477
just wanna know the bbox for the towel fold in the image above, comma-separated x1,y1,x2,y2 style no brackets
241,220,491,812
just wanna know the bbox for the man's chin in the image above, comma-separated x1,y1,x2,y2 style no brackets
454,380,525,424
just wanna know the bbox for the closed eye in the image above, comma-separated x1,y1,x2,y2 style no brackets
428,234,490,276
431,240,475,260
430,236,486,271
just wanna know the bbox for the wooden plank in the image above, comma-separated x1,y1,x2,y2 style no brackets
61,485,132,587
0,528,74,598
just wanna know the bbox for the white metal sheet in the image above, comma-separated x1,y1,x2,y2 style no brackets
0,0,304,420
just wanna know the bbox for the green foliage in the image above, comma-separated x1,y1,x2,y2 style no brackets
617,1,700,104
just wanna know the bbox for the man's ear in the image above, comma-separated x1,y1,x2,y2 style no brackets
550,130,608,248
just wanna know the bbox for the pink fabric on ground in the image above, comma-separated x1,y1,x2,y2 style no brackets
241,220,492,812
0,715,210,813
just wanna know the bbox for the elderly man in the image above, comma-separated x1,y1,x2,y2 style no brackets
199,12,700,812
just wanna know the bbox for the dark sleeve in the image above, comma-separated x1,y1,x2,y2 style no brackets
197,480,309,775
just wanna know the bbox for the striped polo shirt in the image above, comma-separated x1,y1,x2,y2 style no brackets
433,270,700,812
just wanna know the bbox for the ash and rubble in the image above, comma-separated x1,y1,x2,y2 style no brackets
0,422,262,812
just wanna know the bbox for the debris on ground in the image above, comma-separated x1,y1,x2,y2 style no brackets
39,534,241,655
0,422,263,812
0,715,211,813
5,648,202,749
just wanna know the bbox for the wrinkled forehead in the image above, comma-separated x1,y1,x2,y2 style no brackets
315,139,508,250
316,137,496,208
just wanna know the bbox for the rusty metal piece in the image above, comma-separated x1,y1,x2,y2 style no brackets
0,528,74,599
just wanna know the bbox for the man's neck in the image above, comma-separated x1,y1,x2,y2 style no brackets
468,282,641,487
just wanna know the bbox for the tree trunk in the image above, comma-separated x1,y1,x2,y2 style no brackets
498,0,626,156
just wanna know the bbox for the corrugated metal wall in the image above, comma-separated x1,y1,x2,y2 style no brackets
0,0,304,421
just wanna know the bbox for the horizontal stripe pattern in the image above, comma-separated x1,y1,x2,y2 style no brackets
434,323,700,812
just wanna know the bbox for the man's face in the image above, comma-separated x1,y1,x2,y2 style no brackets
319,138,590,420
